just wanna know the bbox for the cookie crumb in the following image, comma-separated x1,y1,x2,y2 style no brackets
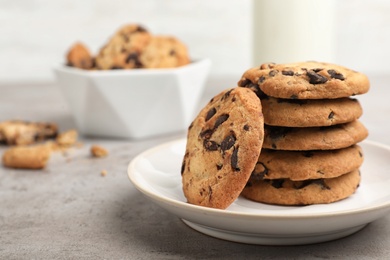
101,169,107,177
90,145,108,158
56,129,78,147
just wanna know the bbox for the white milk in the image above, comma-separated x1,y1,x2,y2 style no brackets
252,0,336,65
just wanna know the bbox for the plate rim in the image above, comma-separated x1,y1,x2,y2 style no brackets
128,138,390,220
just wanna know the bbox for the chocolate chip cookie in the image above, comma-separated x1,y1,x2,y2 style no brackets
95,24,151,70
263,120,368,151
252,145,363,181
261,97,363,127
66,42,94,70
242,169,361,205
238,61,370,99
139,36,190,68
182,88,264,209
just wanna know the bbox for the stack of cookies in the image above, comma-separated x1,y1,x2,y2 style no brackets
238,62,369,205
182,61,369,209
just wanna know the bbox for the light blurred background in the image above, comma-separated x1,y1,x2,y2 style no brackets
0,0,389,84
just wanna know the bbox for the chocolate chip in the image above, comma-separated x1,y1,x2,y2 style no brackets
126,53,143,68
315,179,331,190
258,76,266,84
136,25,147,32
266,125,293,140
169,49,176,56
241,82,268,99
359,151,363,157
205,107,217,122
214,114,229,129
243,124,250,131
231,146,240,171
216,164,223,170
208,185,213,201
306,70,328,84
200,129,213,139
294,180,308,189
238,78,250,87
328,111,335,119
251,162,268,180
203,139,219,151
221,133,236,152
269,70,278,77
245,181,253,188
221,89,234,101
282,70,294,76
328,69,345,80
294,179,330,190
33,133,40,141
313,68,323,73
271,179,284,189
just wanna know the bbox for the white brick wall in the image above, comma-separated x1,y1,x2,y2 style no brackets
0,0,388,83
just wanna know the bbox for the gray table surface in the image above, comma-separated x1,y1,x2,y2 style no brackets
1,75,390,259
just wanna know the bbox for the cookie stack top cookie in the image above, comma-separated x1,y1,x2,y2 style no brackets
238,62,370,99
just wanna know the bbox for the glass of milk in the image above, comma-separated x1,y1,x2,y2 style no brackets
252,0,336,65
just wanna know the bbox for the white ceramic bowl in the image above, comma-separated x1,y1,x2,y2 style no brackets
54,59,211,139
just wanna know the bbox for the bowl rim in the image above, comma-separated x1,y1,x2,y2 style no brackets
54,58,211,76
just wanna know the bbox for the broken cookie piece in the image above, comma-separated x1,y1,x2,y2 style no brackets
55,129,78,147
0,120,58,146
90,145,108,158
2,144,51,169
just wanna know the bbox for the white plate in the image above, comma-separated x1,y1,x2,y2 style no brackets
128,139,390,245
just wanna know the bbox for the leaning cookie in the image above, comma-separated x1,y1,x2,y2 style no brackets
263,120,368,151
238,61,370,99
2,145,51,169
261,97,363,127
182,87,264,209
241,169,361,205
253,145,363,181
